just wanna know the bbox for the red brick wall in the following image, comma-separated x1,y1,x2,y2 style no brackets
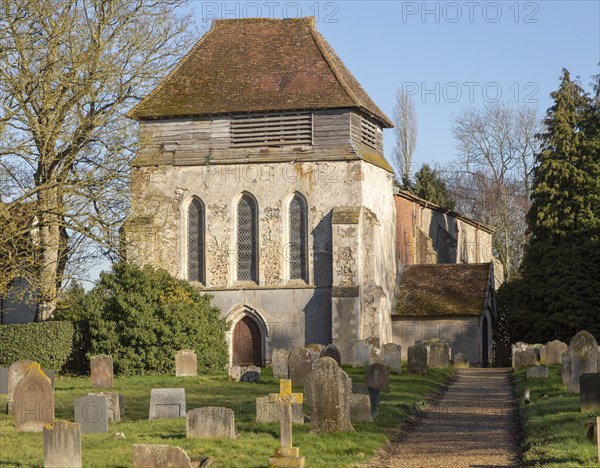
394,195,417,265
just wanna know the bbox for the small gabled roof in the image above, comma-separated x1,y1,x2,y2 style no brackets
128,17,392,127
394,263,493,317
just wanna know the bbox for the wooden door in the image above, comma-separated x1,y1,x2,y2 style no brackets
233,316,261,366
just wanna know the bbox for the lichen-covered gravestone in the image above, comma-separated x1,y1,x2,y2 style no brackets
90,355,114,388
256,395,303,424
351,339,380,368
14,363,54,432
132,445,194,468
380,343,401,373
319,344,342,367
7,359,36,414
271,348,289,379
186,407,236,439
175,350,197,377
305,357,354,433
149,388,186,419
75,395,108,433
425,340,450,369
287,348,313,386
546,340,568,365
305,343,324,364
348,393,373,422
579,373,600,412
407,345,428,374
88,392,122,422
567,331,598,393
512,343,537,368
43,421,82,468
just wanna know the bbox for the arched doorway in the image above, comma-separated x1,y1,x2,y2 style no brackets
482,315,489,368
232,316,262,366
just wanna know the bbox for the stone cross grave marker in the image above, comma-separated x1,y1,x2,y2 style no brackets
175,350,197,377
256,395,304,424
43,421,82,468
7,359,35,414
90,355,114,388
149,388,186,419
14,363,54,432
567,331,598,393
267,379,305,468
75,394,108,433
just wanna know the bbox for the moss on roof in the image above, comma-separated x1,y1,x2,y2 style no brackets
128,17,392,127
394,263,492,317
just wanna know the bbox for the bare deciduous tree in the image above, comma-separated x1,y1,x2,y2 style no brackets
0,0,194,320
447,102,540,280
392,90,418,184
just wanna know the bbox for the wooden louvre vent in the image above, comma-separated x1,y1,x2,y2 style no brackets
360,116,379,149
231,111,312,148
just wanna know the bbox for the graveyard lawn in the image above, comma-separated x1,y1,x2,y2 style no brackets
515,365,599,467
0,366,452,467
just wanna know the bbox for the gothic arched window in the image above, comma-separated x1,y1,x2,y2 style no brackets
237,194,258,282
187,198,205,283
289,193,308,281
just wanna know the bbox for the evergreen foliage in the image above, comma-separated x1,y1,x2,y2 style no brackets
413,164,456,210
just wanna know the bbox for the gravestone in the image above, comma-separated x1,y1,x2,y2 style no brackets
407,345,428,374
319,344,342,367
175,350,197,377
305,343,324,364
561,352,571,385
453,353,469,368
90,355,114,388
365,337,381,363
7,359,36,414
512,346,537,369
287,348,313,386
305,357,353,433
351,339,379,368
88,392,121,422
256,396,303,424
74,394,108,433
349,393,373,422
0,366,7,394
13,363,54,432
546,340,568,365
44,421,82,468
426,340,450,369
365,363,390,390
527,366,549,379
567,331,598,393
380,343,402,373
229,365,261,382
271,348,289,379
149,388,186,419
186,407,236,439
580,373,600,412
530,344,547,365
132,445,193,468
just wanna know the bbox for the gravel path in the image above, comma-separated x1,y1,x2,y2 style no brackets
368,368,520,468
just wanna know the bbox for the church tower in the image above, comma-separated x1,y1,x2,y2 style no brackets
126,17,396,365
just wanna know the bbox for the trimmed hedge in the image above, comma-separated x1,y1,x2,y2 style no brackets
0,321,76,370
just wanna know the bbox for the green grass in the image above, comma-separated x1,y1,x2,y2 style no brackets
515,365,599,467
0,366,452,467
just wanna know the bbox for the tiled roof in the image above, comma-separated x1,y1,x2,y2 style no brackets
394,263,492,317
128,17,392,127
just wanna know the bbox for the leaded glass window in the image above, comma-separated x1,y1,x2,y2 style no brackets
187,198,204,283
237,194,258,282
289,194,308,281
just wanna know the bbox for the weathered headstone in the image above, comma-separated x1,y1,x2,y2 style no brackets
132,445,193,468
0,366,7,394
305,343,324,364
546,340,568,365
512,343,537,369
319,344,342,367
380,343,402,373
407,345,428,374
527,366,549,379
271,348,289,379
74,394,108,433
530,344,547,365
90,355,114,388
267,379,305,468
561,352,571,385
348,393,373,422
425,340,450,369
256,395,303,424
186,407,236,439
7,359,36,414
453,353,469,368
287,348,313,386
365,363,390,390
351,341,371,368
305,357,353,433
87,392,121,422
44,421,82,468
13,363,54,432
567,331,598,393
175,350,197,377
580,373,600,412
365,337,381,363
149,388,186,419
43,369,56,390
229,365,261,382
